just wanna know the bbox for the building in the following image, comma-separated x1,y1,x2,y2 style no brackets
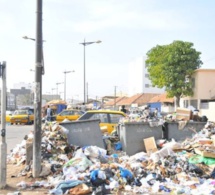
181,69,215,108
181,69,215,121
128,56,165,96
13,82,32,90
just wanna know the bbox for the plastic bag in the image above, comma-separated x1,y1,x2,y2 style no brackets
64,156,92,172
189,155,215,165
84,146,107,158
119,167,133,179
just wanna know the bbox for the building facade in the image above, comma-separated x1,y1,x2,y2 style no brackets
181,69,215,111
128,56,165,96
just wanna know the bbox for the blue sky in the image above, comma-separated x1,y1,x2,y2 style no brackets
0,0,215,101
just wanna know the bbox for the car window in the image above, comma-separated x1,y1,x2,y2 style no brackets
109,113,125,124
69,110,75,115
74,111,81,115
99,114,108,123
90,113,101,120
14,110,28,115
28,110,33,115
61,111,69,116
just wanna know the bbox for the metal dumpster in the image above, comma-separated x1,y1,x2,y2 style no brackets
60,119,105,148
166,121,207,141
119,122,163,156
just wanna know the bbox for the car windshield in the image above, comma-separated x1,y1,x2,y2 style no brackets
59,110,84,116
14,110,28,115
78,112,125,124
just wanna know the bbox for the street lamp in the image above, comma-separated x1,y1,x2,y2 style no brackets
56,82,64,96
63,70,75,102
23,36,45,75
80,39,102,104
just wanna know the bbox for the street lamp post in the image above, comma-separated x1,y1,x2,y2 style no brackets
63,70,75,102
56,82,63,97
23,36,45,75
80,39,101,104
33,0,43,177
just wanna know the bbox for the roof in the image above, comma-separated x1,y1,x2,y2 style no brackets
117,93,160,106
104,96,127,106
195,68,215,73
149,93,174,103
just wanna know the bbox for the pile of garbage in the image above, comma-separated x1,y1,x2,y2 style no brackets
7,121,215,195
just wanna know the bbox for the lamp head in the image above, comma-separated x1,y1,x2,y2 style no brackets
22,36,28,39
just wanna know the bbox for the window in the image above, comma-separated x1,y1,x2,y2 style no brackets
192,78,195,88
145,84,150,88
68,111,74,115
190,100,198,109
145,63,148,68
183,100,189,108
61,111,70,116
145,74,149,78
109,113,124,124
100,114,108,123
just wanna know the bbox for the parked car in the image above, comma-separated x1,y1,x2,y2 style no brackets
53,109,85,123
78,110,126,134
10,109,34,125
0,111,14,123
6,111,13,122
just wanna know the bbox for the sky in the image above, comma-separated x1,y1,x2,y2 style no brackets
0,0,215,102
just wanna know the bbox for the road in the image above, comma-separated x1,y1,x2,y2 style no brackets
5,124,34,154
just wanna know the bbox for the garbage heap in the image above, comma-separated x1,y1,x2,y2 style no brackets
7,121,215,195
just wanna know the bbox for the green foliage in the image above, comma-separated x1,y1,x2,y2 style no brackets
146,40,202,106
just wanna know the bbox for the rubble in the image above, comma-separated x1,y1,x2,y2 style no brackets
6,120,215,195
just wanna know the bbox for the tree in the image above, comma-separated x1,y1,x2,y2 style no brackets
146,40,203,107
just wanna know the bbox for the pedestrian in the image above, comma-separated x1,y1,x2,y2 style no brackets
46,105,52,121
80,103,86,112
120,105,127,114
154,108,158,117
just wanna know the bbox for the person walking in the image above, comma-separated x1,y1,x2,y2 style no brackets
46,105,52,121
80,103,86,112
120,105,127,114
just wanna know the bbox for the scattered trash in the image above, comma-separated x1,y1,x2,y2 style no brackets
7,120,215,194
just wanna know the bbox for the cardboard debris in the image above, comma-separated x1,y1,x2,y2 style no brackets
143,137,158,154
195,147,215,158
176,108,191,121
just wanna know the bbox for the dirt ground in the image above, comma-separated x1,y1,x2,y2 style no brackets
0,163,49,195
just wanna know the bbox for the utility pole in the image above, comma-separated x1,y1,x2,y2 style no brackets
0,61,7,188
33,0,43,177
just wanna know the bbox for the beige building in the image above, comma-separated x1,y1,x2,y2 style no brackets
181,69,215,121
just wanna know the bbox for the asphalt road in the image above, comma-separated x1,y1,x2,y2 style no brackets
5,124,34,154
